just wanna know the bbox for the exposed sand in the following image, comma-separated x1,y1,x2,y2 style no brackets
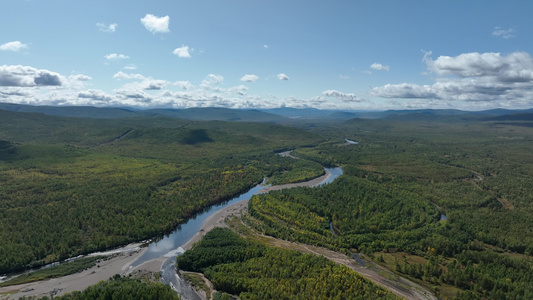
0,243,145,300
182,169,332,251
258,168,331,193
0,171,333,300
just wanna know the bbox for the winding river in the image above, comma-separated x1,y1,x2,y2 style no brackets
0,167,343,300
135,167,343,299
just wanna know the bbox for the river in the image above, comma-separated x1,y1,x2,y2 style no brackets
0,167,343,299
345,139,359,144
135,167,343,299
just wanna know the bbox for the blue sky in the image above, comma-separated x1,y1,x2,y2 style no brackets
1,0,533,110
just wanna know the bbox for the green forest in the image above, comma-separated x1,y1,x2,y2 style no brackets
177,228,398,299
2,107,533,299
0,110,323,273
245,117,533,299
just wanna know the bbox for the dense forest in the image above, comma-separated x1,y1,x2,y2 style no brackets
245,117,533,299
177,228,398,299
2,107,533,299
0,110,323,273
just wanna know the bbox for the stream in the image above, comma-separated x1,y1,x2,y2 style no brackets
134,167,343,299
0,167,343,299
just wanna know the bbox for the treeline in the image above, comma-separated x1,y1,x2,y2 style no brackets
177,228,398,300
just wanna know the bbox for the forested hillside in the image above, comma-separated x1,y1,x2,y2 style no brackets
3,107,533,299
245,118,533,299
0,109,323,273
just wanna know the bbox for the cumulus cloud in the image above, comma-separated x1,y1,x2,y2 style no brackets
426,52,533,79
141,79,168,90
372,51,533,103
0,41,28,52
113,71,146,80
174,81,194,90
78,89,112,102
69,74,92,81
322,90,364,102
370,63,390,71
112,71,171,91
140,14,170,33
173,45,191,58
0,65,64,87
105,53,129,61
227,85,249,95
277,73,290,80
240,74,259,82
0,89,29,98
115,88,153,103
200,74,224,89
492,27,515,39
96,23,118,33
372,83,437,99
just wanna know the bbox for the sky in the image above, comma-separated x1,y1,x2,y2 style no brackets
1,0,533,111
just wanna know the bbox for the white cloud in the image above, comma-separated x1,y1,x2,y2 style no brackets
339,75,349,79
124,64,137,70
277,73,290,80
105,53,129,61
69,74,92,82
0,70,372,109
372,83,437,99
78,89,112,102
173,45,191,58
173,81,194,90
201,74,224,89
96,23,118,33
322,90,364,102
372,51,533,103
227,85,249,95
370,63,390,71
113,71,146,80
240,74,259,82
492,27,515,39
140,79,168,90
426,52,532,78
0,41,28,52
113,71,169,91
0,65,64,87
264,45,269,48
114,88,153,103
140,14,170,34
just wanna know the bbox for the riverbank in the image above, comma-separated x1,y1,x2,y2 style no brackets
0,169,337,300
182,168,334,251
176,165,436,300
0,243,145,300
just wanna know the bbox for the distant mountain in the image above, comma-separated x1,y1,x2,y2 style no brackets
145,107,287,122
0,103,138,119
354,108,533,121
259,107,361,120
3,102,533,123
0,103,287,123
485,113,533,121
